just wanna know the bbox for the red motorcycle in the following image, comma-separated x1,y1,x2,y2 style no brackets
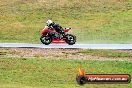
40,26,76,45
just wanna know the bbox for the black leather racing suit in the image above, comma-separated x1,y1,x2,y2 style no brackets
48,23,65,36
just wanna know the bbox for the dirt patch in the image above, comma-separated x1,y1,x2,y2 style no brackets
0,48,132,61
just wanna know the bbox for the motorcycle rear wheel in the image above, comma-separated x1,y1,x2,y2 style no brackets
65,34,76,45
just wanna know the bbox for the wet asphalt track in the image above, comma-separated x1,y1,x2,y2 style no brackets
0,43,132,49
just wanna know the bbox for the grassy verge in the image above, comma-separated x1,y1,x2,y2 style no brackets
1,48,132,59
80,49,132,58
0,0,132,43
0,57,132,88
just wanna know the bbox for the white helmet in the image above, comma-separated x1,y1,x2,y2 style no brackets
46,20,53,26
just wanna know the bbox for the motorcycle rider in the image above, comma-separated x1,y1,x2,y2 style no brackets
46,20,66,37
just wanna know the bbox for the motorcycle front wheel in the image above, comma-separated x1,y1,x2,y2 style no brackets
40,35,52,45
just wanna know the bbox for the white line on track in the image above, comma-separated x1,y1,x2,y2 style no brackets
0,43,132,49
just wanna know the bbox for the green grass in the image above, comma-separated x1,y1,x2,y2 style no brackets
80,49,132,57
0,0,132,43
0,52,12,56
0,57,132,88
